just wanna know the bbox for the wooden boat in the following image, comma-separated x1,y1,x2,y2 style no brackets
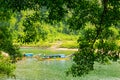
24,53,33,57
37,54,70,61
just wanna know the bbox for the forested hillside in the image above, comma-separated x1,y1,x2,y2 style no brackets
9,10,79,48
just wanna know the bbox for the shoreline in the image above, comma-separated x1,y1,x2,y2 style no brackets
20,47,78,51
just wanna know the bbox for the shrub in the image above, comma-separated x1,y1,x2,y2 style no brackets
0,54,16,77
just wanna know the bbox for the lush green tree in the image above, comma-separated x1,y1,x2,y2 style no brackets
65,0,120,76
0,6,20,77
0,14,21,62
0,0,23,62
17,11,48,43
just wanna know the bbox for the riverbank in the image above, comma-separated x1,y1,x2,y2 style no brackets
21,46,78,51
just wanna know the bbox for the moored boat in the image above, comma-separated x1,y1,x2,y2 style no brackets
37,54,70,61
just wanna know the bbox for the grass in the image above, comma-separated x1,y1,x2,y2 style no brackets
59,41,78,48
21,42,52,48
20,47,76,55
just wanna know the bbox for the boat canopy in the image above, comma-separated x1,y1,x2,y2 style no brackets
24,53,33,57
45,54,66,58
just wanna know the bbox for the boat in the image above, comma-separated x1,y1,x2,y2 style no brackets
24,53,33,57
36,54,70,61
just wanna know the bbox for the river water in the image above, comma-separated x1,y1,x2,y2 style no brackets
1,58,120,80
0,58,75,80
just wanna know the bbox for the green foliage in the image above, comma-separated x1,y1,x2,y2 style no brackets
66,25,96,76
0,54,16,76
1,0,120,77
67,48,94,77
17,11,48,43
8,10,78,44
66,0,120,77
59,41,78,49
96,40,118,51
0,24,21,61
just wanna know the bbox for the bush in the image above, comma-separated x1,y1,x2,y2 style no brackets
0,54,16,76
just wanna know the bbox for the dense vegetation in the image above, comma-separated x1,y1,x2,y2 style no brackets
66,0,120,76
0,0,120,77
9,11,78,46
